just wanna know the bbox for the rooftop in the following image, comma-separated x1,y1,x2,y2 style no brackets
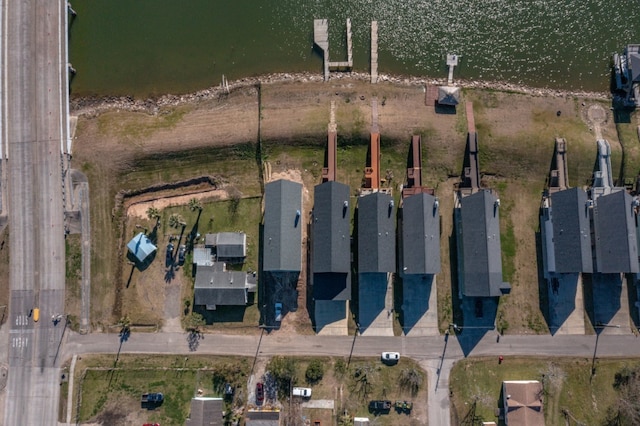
502,380,544,426
263,179,302,272
357,192,396,273
459,190,509,297
401,192,440,275
593,190,639,273
547,188,592,273
194,265,256,308
312,181,351,273
185,397,223,426
126,232,157,263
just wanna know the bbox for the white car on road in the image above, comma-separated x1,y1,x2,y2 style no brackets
381,352,400,362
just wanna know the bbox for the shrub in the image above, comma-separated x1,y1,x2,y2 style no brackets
305,359,324,384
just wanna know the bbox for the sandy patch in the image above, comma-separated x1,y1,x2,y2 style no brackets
127,189,228,219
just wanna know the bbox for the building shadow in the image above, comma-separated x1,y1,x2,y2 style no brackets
357,272,388,331
127,250,155,272
400,274,434,332
449,214,463,332
546,273,580,335
456,297,498,357
260,271,299,330
534,227,551,330
194,304,247,324
627,273,640,331
591,273,622,328
434,103,457,115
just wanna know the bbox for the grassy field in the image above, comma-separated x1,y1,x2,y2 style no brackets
64,234,83,330
450,356,640,425
72,354,251,425
71,354,427,425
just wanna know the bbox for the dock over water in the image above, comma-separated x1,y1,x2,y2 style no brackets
313,19,353,81
371,21,378,83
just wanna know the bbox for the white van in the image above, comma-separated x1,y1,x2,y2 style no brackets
292,387,312,397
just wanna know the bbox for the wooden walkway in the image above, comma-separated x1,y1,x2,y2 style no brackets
313,19,330,81
371,21,378,83
313,19,353,81
446,54,458,85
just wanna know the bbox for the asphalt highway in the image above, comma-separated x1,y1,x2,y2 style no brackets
3,0,68,424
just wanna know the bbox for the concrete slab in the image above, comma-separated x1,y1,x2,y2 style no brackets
592,273,630,335
358,272,394,336
315,300,348,336
402,274,439,336
547,273,585,335
301,399,334,409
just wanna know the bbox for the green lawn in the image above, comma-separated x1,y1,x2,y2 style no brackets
450,356,640,426
74,355,251,425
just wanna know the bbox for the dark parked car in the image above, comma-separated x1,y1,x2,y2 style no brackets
256,382,264,405
369,400,391,412
141,393,164,403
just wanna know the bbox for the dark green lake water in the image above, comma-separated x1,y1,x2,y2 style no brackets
69,0,640,97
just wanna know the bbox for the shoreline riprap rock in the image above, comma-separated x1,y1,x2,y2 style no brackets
70,72,611,117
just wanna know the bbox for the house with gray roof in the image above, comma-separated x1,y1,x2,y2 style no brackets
356,192,395,335
203,232,246,263
312,181,351,300
357,192,396,273
194,265,257,310
263,179,302,272
185,397,223,426
261,179,302,327
542,187,593,274
245,409,280,426
593,190,639,273
613,44,640,107
400,193,440,275
458,189,510,297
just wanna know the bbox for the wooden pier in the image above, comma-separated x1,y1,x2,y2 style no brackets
446,54,458,85
371,21,378,83
313,19,353,81
313,19,330,81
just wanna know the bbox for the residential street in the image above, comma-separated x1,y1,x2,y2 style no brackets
60,329,640,425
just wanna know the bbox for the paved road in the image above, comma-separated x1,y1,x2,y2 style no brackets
4,0,68,424
63,330,640,361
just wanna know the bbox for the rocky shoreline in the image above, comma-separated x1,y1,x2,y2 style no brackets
70,71,611,117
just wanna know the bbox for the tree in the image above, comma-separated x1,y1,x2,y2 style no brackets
188,198,203,212
182,312,206,332
305,359,325,384
168,213,186,229
351,365,376,400
146,206,160,222
267,356,296,397
334,358,347,378
399,367,423,396
117,315,131,339
607,366,640,425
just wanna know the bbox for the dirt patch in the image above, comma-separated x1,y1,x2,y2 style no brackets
127,189,228,219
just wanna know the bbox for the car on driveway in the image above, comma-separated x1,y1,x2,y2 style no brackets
256,382,264,405
275,302,283,322
381,352,400,362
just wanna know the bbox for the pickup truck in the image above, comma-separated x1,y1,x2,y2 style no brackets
141,393,164,403
369,400,391,411
292,387,312,397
